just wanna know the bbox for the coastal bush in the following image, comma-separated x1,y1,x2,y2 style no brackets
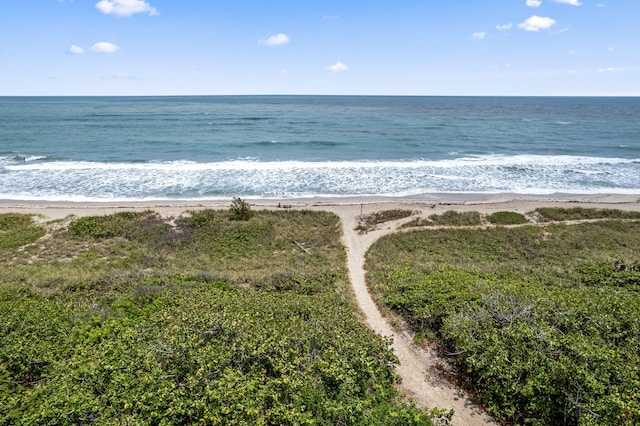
533,207,640,222
367,217,640,425
486,211,529,225
229,196,253,221
3,283,433,425
0,209,433,425
68,210,170,241
427,210,483,227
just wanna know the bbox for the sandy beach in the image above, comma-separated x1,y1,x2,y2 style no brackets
2,193,639,220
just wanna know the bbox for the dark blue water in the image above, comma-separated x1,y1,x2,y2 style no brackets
1,96,639,200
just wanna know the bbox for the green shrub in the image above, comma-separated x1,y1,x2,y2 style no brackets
578,260,640,288
68,211,170,241
0,209,432,425
229,197,253,221
181,209,218,228
367,219,640,425
534,207,640,222
427,210,483,226
486,211,528,225
0,281,433,425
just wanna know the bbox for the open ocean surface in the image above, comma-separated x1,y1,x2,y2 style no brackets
1,96,639,201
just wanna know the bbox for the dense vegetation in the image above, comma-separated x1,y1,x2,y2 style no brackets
366,214,640,425
533,207,640,222
0,210,432,425
485,211,529,225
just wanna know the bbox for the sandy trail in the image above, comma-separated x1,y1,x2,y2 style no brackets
332,208,497,426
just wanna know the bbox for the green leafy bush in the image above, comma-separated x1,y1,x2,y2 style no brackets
0,209,432,425
367,218,640,425
486,211,529,225
427,210,483,226
229,197,253,221
68,210,170,241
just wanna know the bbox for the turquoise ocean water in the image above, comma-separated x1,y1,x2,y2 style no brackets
1,96,639,201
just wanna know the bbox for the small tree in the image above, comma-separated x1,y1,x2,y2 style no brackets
229,197,253,221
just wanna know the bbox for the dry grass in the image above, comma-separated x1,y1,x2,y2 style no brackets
355,209,414,233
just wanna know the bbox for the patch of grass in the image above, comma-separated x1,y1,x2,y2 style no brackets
68,210,171,242
355,209,414,233
0,214,46,251
533,206,640,222
426,210,483,227
485,211,529,225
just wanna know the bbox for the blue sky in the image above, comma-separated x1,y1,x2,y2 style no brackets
1,0,638,96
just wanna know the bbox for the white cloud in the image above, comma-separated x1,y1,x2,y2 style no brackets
526,0,542,7
327,61,349,72
518,16,556,31
597,67,623,73
554,0,581,5
91,42,120,53
68,45,85,55
260,33,290,47
497,23,513,30
472,32,486,40
95,0,158,17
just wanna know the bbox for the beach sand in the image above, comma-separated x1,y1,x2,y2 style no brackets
2,193,639,220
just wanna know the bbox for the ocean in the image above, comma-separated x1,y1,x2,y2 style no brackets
1,96,639,201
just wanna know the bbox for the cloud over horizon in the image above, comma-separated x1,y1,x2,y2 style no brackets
519,16,556,31
260,33,290,47
68,45,85,55
95,0,158,17
91,42,120,53
555,0,582,5
527,0,582,5
327,61,349,72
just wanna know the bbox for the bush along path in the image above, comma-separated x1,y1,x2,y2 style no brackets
333,208,497,426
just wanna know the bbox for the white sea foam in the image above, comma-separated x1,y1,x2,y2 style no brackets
3,154,639,201
5,155,637,172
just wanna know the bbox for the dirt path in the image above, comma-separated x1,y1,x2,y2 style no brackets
332,209,497,426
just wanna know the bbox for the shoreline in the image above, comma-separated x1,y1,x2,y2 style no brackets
1,193,639,220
